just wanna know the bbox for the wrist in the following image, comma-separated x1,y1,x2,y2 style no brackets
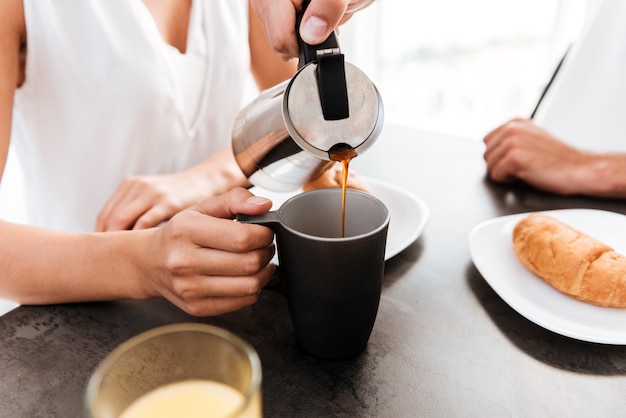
188,148,251,197
580,154,626,198
89,228,160,301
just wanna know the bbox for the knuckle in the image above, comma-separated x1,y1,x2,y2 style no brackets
243,251,267,275
268,36,297,59
165,214,188,239
184,303,207,318
163,248,190,274
269,36,290,54
170,277,190,297
500,124,520,138
506,148,525,165
502,120,528,137
133,219,151,230
106,213,130,230
243,277,263,296
230,226,255,252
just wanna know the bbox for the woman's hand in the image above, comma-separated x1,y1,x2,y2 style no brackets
96,148,249,231
146,187,275,316
96,171,200,231
250,0,374,59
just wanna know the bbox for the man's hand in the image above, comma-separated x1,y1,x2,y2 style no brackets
483,118,597,195
250,0,374,59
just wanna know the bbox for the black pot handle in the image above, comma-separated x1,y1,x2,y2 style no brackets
295,0,350,121
296,0,340,68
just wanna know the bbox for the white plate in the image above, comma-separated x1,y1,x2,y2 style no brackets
250,177,429,261
469,208,626,344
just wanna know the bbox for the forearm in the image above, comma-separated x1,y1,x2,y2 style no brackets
249,4,297,90
0,220,156,305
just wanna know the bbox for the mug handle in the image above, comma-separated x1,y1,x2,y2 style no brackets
235,212,279,225
236,213,286,294
264,265,285,294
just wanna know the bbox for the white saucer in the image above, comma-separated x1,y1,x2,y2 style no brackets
250,177,429,260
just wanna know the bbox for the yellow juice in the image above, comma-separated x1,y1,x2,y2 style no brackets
120,379,259,418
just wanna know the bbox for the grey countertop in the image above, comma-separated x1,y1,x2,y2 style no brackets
2,124,626,417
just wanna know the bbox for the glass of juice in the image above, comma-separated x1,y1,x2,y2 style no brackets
85,323,262,418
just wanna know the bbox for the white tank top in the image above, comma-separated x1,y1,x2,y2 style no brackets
533,0,626,153
0,0,249,231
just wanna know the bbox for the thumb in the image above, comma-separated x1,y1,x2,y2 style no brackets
299,0,347,45
195,187,273,219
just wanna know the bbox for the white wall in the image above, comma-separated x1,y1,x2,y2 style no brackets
339,0,591,139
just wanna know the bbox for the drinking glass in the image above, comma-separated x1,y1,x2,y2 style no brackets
85,323,262,418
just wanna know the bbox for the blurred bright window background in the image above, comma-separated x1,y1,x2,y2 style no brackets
339,0,596,140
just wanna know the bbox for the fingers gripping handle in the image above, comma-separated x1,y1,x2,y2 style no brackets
296,0,341,68
235,211,280,226
236,212,284,293
296,0,350,121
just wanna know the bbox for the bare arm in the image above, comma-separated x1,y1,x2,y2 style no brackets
2,187,275,316
249,4,297,90
0,1,147,304
483,118,626,198
0,4,275,315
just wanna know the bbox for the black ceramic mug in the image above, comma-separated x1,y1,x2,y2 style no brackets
238,188,390,359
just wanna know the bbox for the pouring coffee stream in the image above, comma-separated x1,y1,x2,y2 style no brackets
232,1,383,234
328,143,358,237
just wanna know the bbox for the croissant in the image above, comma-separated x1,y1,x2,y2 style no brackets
513,213,626,308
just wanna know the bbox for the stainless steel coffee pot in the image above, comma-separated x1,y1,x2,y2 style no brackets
232,3,384,191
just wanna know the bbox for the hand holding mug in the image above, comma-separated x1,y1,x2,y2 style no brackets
146,188,276,317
